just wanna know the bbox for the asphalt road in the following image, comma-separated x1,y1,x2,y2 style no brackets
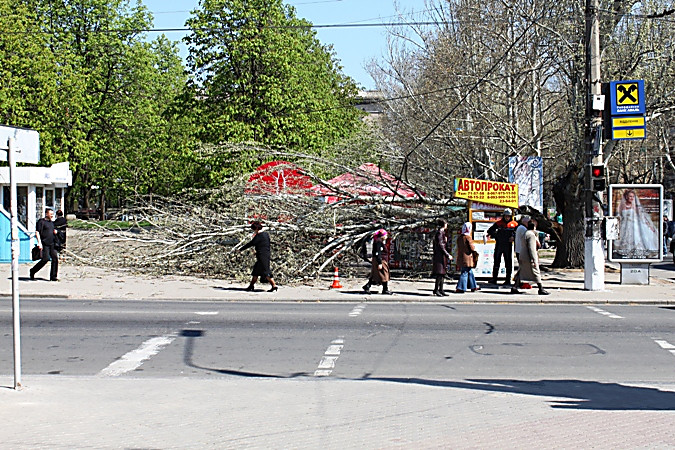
1,300,674,385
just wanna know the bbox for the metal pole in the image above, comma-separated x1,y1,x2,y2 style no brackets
9,137,22,389
584,0,605,290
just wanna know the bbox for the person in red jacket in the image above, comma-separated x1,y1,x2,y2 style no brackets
486,208,517,285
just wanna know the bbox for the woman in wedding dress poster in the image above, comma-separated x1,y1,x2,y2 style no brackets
611,187,661,260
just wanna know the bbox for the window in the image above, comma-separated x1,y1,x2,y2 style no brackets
36,187,44,222
17,187,27,227
46,189,54,209
55,188,63,212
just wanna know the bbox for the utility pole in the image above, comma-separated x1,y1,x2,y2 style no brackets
584,0,605,290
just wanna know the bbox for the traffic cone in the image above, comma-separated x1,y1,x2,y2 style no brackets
330,267,343,289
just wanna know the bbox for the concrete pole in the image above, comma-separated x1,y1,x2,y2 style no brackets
8,137,22,389
584,0,605,290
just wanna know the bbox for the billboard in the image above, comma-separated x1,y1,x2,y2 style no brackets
508,156,543,212
607,184,663,262
454,178,518,208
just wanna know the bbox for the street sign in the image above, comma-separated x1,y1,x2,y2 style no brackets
612,116,645,128
612,127,646,140
609,80,645,115
0,125,40,164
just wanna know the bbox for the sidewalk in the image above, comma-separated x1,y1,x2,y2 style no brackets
3,260,673,304
1,375,673,449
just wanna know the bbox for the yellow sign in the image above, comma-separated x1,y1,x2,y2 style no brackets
613,128,646,139
454,178,519,208
615,82,640,106
612,116,645,128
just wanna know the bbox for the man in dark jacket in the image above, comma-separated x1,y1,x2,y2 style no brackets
30,208,59,281
487,208,516,285
54,210,67,252
665,215,675,256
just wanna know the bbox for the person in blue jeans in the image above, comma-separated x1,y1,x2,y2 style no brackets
456,222,480,293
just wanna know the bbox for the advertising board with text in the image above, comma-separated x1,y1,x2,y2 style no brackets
454,178,519,208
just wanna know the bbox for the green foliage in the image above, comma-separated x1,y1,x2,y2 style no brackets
183,0,363,180
1,0,201,210
0,1,60,139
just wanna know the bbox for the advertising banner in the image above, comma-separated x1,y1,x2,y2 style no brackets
508,156,543,212
608,184,663,262
454,178,518,208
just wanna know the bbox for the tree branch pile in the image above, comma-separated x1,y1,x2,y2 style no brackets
66,147,466,283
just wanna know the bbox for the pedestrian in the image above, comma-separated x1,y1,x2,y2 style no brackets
486,208,517,285
667,216,675,256
240,221,278,292
54,209,67,252
512,215,530,288
30,208,59,281
431,219,453,296
662,215,671,256
362,228,393,295
511,220,549,295
455,222,480,293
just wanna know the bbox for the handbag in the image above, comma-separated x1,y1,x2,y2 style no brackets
31,245,41,261
471,250,479,268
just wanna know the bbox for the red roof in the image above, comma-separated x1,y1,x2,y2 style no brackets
311,163,419,203
245,161,313,195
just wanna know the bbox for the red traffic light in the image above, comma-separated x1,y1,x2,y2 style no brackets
591,165,605,178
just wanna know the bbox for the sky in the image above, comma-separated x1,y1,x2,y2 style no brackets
140,0,427,90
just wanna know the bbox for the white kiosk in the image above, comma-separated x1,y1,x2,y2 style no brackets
0,162,72,262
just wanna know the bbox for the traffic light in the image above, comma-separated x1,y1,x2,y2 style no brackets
590,164,606,191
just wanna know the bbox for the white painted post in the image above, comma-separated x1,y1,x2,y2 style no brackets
8,137,22,390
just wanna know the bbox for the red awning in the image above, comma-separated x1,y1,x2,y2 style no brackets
245,161,313,195
311,163,418,203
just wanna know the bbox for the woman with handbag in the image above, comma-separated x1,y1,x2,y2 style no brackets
456,222,480,293
362,228,393,295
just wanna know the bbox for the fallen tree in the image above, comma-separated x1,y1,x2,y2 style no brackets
66,147,466,283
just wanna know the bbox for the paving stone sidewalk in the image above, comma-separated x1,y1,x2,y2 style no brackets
1,375,674,449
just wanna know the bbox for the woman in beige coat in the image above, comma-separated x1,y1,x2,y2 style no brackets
511,221,549,295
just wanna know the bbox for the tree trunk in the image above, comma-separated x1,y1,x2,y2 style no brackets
552,163,585,268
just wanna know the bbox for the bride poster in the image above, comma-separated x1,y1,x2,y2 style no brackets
608,185,663,262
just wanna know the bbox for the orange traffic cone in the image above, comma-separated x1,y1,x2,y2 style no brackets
330,267,343,289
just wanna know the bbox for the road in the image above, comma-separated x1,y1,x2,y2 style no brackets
2,300,674,384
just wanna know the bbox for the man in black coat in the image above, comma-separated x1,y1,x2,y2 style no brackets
486,208,516,285
30,208,59,281
54,209,67,252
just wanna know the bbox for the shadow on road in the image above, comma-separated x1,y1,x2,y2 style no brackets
180,329,309,379
364,377,675,411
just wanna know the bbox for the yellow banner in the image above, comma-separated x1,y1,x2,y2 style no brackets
613,128,645,139
454,178,519,208
612,117,645,127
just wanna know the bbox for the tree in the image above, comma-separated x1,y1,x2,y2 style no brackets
0,1,60,145
183,0,364,180
370,0,675,267
20,0,200,213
